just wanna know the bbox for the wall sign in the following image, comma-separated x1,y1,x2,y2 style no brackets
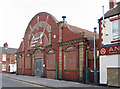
29,20,51,48
99,45,120,55
31,32,43,47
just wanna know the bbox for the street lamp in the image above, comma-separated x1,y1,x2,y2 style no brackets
94,27,98,85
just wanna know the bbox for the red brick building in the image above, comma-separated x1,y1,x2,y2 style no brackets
16,12,99,83
0,43,17,73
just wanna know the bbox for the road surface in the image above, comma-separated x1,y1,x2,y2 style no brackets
2,76,45,88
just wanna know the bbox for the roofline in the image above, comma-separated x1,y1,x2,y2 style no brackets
23,12,58,39
99,2,120,22
98,13,120,22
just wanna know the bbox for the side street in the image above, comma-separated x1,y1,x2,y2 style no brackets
0,0,120,88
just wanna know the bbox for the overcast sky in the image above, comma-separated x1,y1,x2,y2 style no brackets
0,0,120,48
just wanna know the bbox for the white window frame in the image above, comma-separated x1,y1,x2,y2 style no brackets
2,63,6,71
112,19,120,40
2,54,6,61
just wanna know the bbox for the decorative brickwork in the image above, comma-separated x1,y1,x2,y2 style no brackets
58,22,63,79
59,46,62,79
63,46,78,80
17,55,22,74
64,46,77,70
16,52,24,74
46,49,56,79
25,53,31,69
79,42,84,80
28,21,51,48
17,55,22,69
47,71,56,79
47,54,55,69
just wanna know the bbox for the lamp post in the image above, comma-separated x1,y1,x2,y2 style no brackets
94,27,98,85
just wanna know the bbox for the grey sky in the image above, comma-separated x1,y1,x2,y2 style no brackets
0,0,119,48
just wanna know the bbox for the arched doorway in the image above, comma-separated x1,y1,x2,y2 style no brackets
33,48,44,77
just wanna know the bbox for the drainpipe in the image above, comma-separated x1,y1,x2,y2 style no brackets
94,27,98,85
86,44,89,84
55,61,57,79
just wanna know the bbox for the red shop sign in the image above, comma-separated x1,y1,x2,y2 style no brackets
99,45,120,55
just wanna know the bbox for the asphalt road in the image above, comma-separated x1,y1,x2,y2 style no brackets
2,76,46,88
1,75,117,89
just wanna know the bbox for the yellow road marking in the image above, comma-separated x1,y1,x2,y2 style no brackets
3,76,44,87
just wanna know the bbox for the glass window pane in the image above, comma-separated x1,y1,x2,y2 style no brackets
112,20,119,40
2,54,6,61
2,63,6,71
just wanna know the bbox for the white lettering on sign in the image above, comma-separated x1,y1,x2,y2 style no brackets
100,46,120,55
33,37,39,41
109,46,120,52
30,33,43,48
29,20,51,48
114,46,120,51
109,47,114,51
31,40,38,44
31,44,35,47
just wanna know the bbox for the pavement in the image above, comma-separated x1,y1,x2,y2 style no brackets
2,73,100,88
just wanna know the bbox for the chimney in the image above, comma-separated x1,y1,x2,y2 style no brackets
62,16,66,23
109,0,116,9
4,42,8,49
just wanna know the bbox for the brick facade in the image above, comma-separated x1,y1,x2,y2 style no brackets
0,43,17,73
16,12,99,83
